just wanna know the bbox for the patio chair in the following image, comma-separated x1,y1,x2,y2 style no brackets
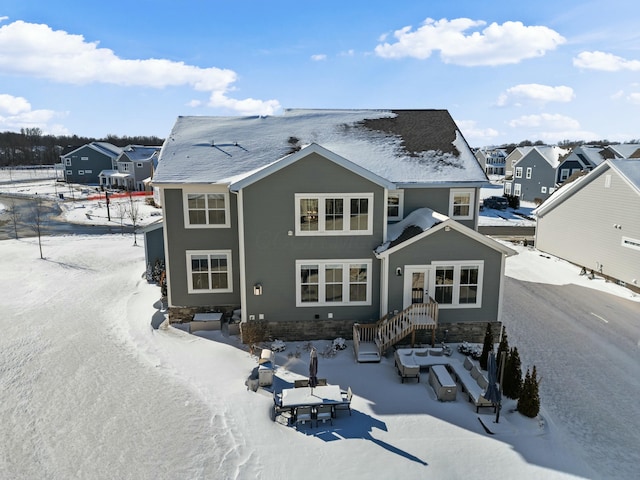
315,404,333,426
294,406,313,428
316,378,327,386
294,379,309,388
335,386,353,416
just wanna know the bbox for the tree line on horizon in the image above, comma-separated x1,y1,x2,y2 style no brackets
2,127,639,167
0,128,165,167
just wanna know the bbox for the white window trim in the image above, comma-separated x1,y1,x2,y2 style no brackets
430,260,484,309
560,168,570,181
81,156,89,161
186,250,233,294
526,167,532,179
295,259,372,307
515,167,523,179
183,190,231,229
504,183,512,195
541,186,547,194
294,193,374,236
448,188,475,220
136,162,143,168
514,183,522,196
78,170,84,175
387,190,404,222
65,170,72,175
65,158,72,166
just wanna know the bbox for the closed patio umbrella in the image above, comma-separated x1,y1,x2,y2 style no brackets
484,351,502,422
309,347,318,393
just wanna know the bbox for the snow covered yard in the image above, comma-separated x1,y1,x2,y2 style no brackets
1,234,608,480
2,177,639,479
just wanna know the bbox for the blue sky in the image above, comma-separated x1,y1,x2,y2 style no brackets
0,0,638,146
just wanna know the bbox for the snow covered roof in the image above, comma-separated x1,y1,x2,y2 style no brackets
62,142,122,158
119,145,161,162
374,207,515,257
516,146,570,169
153,109,487,186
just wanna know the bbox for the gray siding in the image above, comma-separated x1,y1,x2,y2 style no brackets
512,150,556,201
385,228,504,324
403,187,478,229
241,152,384,323
164,187,241,308
536,167,640,287
63,145,114,185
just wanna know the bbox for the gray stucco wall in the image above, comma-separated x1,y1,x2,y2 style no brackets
385,228,504,324
241,152,385,324
163,187,241,309
536,167,640,289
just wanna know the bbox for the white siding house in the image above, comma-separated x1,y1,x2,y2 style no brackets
535,159,640,292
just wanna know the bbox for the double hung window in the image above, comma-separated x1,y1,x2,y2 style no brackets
186,250,232,293
295,193,373,235
449,189,475,220
433,262,483,308
296,260,371,306
184,191,230,228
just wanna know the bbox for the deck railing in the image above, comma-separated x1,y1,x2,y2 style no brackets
353,299,438,360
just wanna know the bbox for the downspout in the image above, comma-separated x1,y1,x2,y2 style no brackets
159,186,173,308
234,189,247,325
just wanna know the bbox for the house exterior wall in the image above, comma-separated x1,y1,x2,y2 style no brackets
384,228,504,325
403,187,478,230
240,152,384,325
536,167,640,289
162,185,241,311
62,145,115,185
509,151,556,202
143,225,165,268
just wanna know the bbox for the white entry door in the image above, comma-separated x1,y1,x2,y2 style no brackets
403,266,433,309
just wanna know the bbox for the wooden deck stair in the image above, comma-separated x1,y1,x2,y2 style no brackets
353,300,438,363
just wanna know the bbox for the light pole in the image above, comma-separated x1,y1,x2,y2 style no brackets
106,191,111,221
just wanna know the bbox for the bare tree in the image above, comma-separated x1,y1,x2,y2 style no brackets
127,193,140,246
6,199,20,239
114,200,127,235
30,196,46,259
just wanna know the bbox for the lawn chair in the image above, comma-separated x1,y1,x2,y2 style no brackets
335,386,353,416
315,404,333,426
294,406,313,429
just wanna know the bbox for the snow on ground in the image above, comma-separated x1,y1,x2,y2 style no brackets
1,175,636,479
1,235,599,480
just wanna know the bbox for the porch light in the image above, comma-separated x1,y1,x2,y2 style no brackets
253,284,263,296
395,267,402,276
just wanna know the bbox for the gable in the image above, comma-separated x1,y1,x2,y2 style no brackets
375,209,515,258
230,143,395,192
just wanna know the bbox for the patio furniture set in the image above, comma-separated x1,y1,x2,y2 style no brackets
273,384,353,428
394,347,498,412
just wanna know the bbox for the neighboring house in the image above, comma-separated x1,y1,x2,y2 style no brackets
504,146,532,180
556,145,608,184
475,148,507,176
98,145,161,191
152,110,515,347
535,159,640,293
60,142,122,185
503,146,569,201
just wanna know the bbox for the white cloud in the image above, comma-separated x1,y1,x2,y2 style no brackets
207,91,281,116
507,113,600,143
627,93,640,105
573,51,640,71
311,54,327,61
0,93,68,134
374,18,565,66
509,113,580,130
497,84,575,106
0,20,280,115
456,120,500,142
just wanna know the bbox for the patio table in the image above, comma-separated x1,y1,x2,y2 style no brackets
280,385,343,408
